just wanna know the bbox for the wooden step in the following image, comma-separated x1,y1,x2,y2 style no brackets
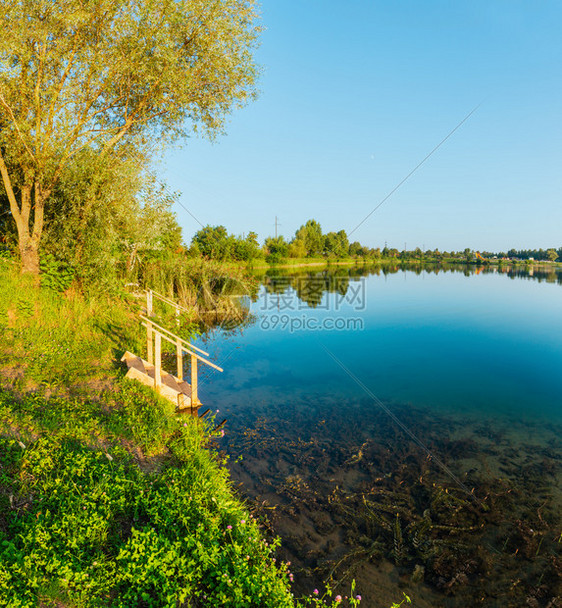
121,351,200,412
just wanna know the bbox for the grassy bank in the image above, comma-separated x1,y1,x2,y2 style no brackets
0,259,359,608
249,258,364,270
247,256,562,271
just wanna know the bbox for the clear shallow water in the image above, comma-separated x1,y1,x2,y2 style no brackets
196,265,562,607
200,266,562,423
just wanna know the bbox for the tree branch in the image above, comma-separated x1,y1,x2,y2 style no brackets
34,39,44,152
0,95,37,164
45,41,79,142
0,148,22,226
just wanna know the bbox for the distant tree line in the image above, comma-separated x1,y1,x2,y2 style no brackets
189,221,561,265
380,247,560,263
498,248,561,262
190,219,382,263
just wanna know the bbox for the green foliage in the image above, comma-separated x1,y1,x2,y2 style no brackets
293,220,324,258
348,242,363,257
323,230,349,258
264,236,289,264
15,297,34,320
39,254,75,293
107,382,177,455
0,204,15,251
138,256,258,330
192,226,263,262
0,263,141,388
270,222,376,262
193,225,231,259
0,372,301,607
298,580,363,607
40,150,185,295
232,231,263,262
390,593,412,607
287,238,308,259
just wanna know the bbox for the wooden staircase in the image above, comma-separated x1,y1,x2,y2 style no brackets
122,290,223,414
121,351,195,411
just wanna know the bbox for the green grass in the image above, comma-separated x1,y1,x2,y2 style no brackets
0,258,361,608
251,257,361,269
0,259,142,390
0,385,297,608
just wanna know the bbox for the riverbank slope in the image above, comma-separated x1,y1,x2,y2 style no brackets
0,259,340,607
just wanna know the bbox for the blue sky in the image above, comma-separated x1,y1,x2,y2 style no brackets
162,1,562,252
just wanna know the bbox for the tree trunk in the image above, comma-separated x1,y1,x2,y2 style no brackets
15,183,48,275
18,234,40,274
0,153,42,274
0,150,49,275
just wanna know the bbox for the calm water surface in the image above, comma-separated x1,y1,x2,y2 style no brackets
197,265,562,608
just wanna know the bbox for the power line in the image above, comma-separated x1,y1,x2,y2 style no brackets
348,102,483,238
175,198,204,229
318,341,484,507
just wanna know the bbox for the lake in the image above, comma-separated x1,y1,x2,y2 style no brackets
196,264,562,608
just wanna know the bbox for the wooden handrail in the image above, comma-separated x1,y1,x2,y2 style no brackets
148,289,191,314
141,319,223,373
132,288,225,409
140,315,208,355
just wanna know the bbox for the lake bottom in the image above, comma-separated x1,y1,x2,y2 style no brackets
221,396,562,608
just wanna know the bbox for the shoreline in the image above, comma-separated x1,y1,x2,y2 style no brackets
247,258,562,271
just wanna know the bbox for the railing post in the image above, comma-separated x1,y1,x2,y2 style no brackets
147,320,153,365
147,289,153,317
190,354,198,406
154,332,162,388
176,340,183,381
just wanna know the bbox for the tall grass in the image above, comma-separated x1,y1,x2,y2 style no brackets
0,258,142,389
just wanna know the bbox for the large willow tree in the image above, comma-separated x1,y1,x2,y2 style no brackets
0,0,260,273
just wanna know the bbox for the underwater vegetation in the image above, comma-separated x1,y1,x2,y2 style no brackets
224,399,562,607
